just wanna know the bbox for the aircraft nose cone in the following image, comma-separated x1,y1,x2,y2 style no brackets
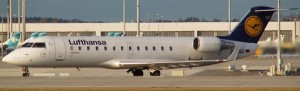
2,50,28,66
2,55,11,63
2,53,17,65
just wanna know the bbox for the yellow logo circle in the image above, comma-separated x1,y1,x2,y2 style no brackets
244,16,263,37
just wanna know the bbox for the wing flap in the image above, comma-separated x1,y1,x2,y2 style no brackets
117,59,223,69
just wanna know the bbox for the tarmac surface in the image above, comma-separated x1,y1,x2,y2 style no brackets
1,76,300,87
0,57,300,88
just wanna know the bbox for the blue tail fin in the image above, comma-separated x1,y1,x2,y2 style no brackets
23,32,48,43
218,6,275,43
38,32,48,37
6,32,22,49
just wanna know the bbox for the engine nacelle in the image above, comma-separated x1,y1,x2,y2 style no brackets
193,37,235,53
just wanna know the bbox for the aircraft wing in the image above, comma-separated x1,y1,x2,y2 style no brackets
117,59,224,69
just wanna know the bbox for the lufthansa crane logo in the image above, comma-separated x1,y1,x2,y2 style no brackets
245,16,263,37
40,51,46,57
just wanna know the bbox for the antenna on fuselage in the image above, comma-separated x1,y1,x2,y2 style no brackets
67,33,72,36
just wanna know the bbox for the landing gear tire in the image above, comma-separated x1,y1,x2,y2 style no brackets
150,70,160,76
22,73,30,77
22,67,30,77
127,69,144,76
132,69,143,76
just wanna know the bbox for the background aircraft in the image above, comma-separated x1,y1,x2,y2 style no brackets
0,32,22,53
0,32,48,54
257,35,285,48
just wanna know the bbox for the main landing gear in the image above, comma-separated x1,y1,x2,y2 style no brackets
150,70,161,76
127,68,161,76
127,69,143,76
22,67,30,77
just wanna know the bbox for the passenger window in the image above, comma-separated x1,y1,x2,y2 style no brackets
22,43,34,47
70,46,73,51
96,46,98,51
79,46,81,51
87,46,90,51
137,46,140,51
161,46,164,51
104,46,107,51
121,46,124,51
153,46,156,51
32,42,46,48
170,46,173,51
145,46,148,51
113,46,116,51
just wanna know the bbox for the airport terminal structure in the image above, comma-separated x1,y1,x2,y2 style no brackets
1,21,299,43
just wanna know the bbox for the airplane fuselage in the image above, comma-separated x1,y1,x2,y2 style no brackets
5,36,256,69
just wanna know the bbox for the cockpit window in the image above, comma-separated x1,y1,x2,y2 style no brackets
32,43,46,48
22,43,34,47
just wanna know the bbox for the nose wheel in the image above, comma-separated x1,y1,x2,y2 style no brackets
22,67,30,77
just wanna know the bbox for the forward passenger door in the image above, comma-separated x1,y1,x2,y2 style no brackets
52,37,66,61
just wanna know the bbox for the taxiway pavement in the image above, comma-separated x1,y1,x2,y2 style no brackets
0,57,299,87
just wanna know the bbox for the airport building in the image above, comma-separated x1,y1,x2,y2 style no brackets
2,21,300,43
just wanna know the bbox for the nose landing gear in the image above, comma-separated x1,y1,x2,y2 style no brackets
22,67,30,77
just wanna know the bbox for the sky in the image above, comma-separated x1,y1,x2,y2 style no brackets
0,0,299,22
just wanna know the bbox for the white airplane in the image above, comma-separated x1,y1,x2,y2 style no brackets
2,6,275,77
257,35,285,47
273,35,285,44
257,37,271,45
